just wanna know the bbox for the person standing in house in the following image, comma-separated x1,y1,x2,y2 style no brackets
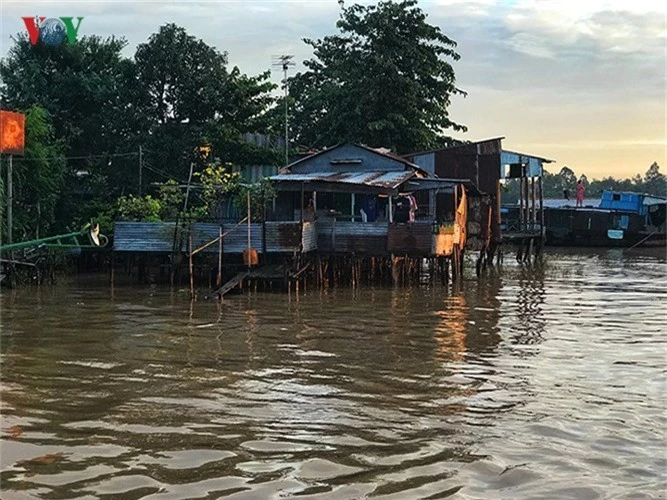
576,179,585,207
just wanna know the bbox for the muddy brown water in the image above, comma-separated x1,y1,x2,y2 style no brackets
1,249,665,499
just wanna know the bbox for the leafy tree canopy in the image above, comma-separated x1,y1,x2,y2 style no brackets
1,23,282,235
290,0,466,154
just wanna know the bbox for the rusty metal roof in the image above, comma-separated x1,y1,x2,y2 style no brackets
404,137,506,158
270,170,416,190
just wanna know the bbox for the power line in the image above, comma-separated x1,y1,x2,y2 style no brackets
9,151,139,162
142,162,185,184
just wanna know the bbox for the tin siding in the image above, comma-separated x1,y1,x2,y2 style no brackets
113,222,178,253
500,151,543,178
411,153,435,175
302,222,318,252
222,223,263,254
387,222,433,255
265,222,301,253
317,220,388,254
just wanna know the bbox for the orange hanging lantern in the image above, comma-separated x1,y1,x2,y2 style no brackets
0,111,26,155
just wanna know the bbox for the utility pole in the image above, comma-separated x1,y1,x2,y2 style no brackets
138,145,143,196
272,55,295,166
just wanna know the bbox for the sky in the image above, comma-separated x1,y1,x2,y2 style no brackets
1,0,665,179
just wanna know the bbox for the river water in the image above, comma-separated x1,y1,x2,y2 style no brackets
1,249,665,499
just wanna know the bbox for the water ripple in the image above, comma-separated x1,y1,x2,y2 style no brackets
1,249,665,498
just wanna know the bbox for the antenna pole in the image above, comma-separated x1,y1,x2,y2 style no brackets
272,55,295,167
284,63,289,167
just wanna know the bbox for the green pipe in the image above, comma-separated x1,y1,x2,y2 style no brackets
0,223,108,253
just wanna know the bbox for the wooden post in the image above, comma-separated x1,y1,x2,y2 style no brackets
7,154,13,245
388,195,393,223
351,193,356,221
539,176,545,244
189,233,194,299
247,189,251,269
262,197,267,263
7,154,14,287
183,162,195,214
300,182,304,223
531,177,537,229
110,252,115,288
524,175,530,231
217,225,223,287
518,177,524,231
495,180,502,243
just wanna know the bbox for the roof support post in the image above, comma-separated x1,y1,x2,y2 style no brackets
389,195,394,223
300,182,304,223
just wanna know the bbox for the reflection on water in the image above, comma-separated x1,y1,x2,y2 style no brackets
1,249,665,499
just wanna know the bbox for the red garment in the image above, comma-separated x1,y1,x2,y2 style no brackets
576,183,585,203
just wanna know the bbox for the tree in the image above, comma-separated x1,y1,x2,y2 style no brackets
289,0,466,154
0,106,66,241
134,24,230,126
0,33,143,229
133,24,279,183
0,34,130,158
644,162,666,196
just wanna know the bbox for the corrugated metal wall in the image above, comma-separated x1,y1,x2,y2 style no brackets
265,222,301,253
189,223,223,252
113,221,319,255
500,151,543,178
317,221,388,254
113,222,179,253
387,222,432,255
222,223,263,254
302,222,318,252
411,153,435,175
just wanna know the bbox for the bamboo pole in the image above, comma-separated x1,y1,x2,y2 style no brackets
217,225,223,287
189,233,194,299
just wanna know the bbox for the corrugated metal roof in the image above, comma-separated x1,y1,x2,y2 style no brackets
270,170,415,190
404,137,506,158
285,143,425,173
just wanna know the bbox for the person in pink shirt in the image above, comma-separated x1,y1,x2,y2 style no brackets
576,179,585,207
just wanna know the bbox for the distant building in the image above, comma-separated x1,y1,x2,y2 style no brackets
404,138,553,247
